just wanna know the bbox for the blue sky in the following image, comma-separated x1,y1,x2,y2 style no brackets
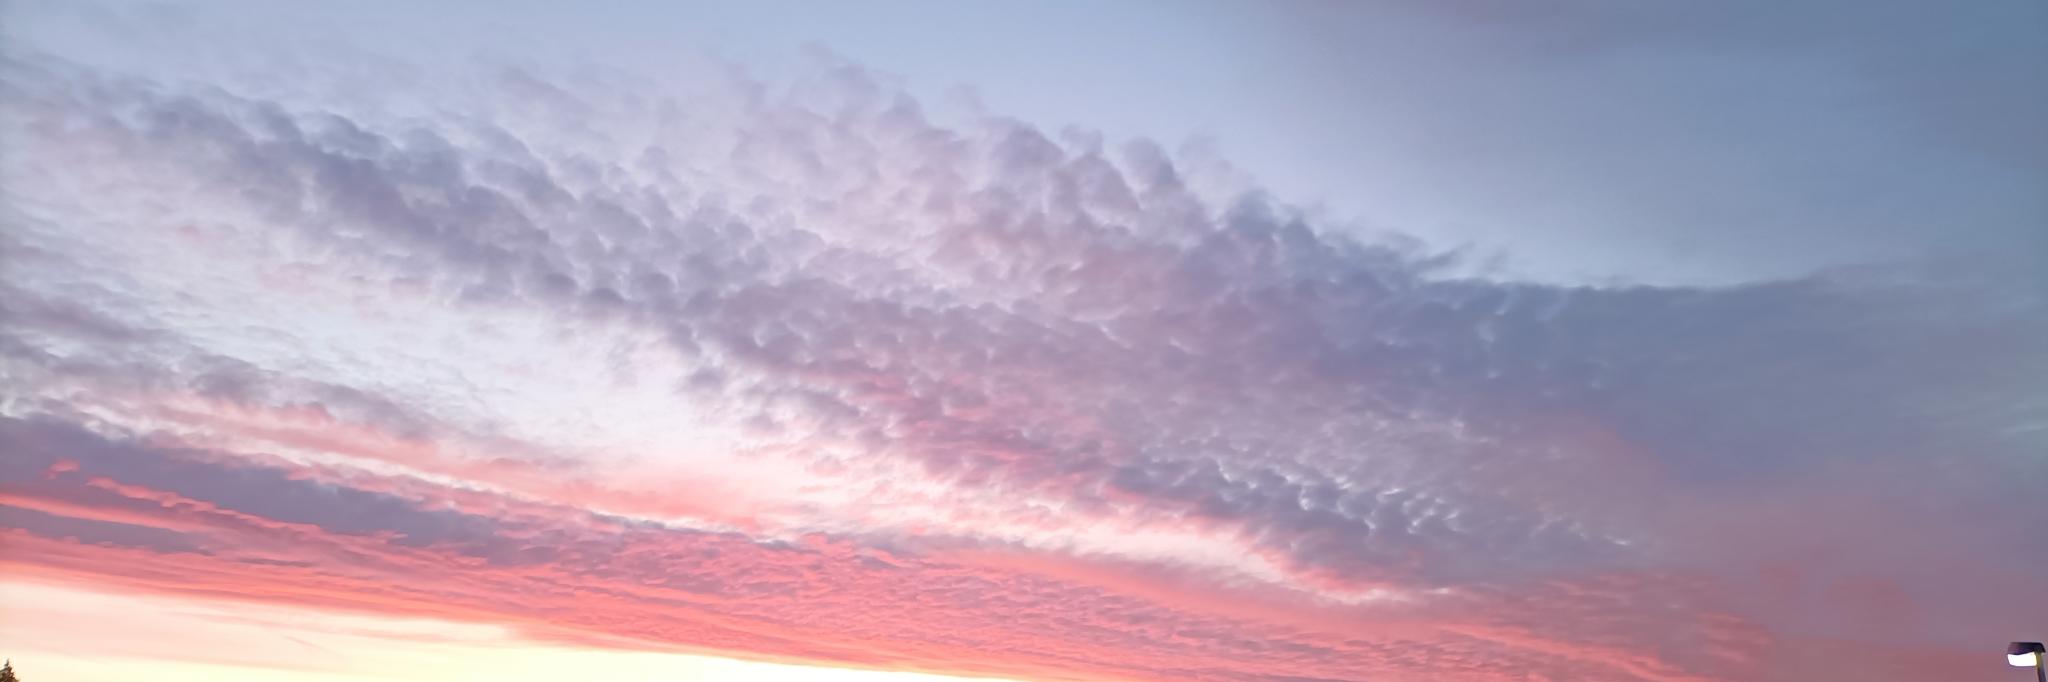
17,0,2046,284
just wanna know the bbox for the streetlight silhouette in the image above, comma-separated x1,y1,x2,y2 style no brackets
2010,642,2046,682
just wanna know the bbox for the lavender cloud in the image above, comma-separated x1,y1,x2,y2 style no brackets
3,35,2044,682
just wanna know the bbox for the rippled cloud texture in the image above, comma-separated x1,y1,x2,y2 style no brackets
3,3,2045,681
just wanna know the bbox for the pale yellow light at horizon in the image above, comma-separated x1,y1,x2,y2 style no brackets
0,579,1026,682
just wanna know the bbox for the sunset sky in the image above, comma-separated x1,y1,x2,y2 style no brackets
2,2,2045,681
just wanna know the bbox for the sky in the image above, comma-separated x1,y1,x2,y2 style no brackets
0,1,2044,681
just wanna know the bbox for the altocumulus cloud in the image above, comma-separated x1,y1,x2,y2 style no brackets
2,9,2045,682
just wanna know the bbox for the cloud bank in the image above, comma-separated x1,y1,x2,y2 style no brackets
2,8,2045,681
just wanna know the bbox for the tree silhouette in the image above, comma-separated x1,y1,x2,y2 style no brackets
0,658,18,682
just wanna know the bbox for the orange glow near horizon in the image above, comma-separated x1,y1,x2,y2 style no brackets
0,578,1029,682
